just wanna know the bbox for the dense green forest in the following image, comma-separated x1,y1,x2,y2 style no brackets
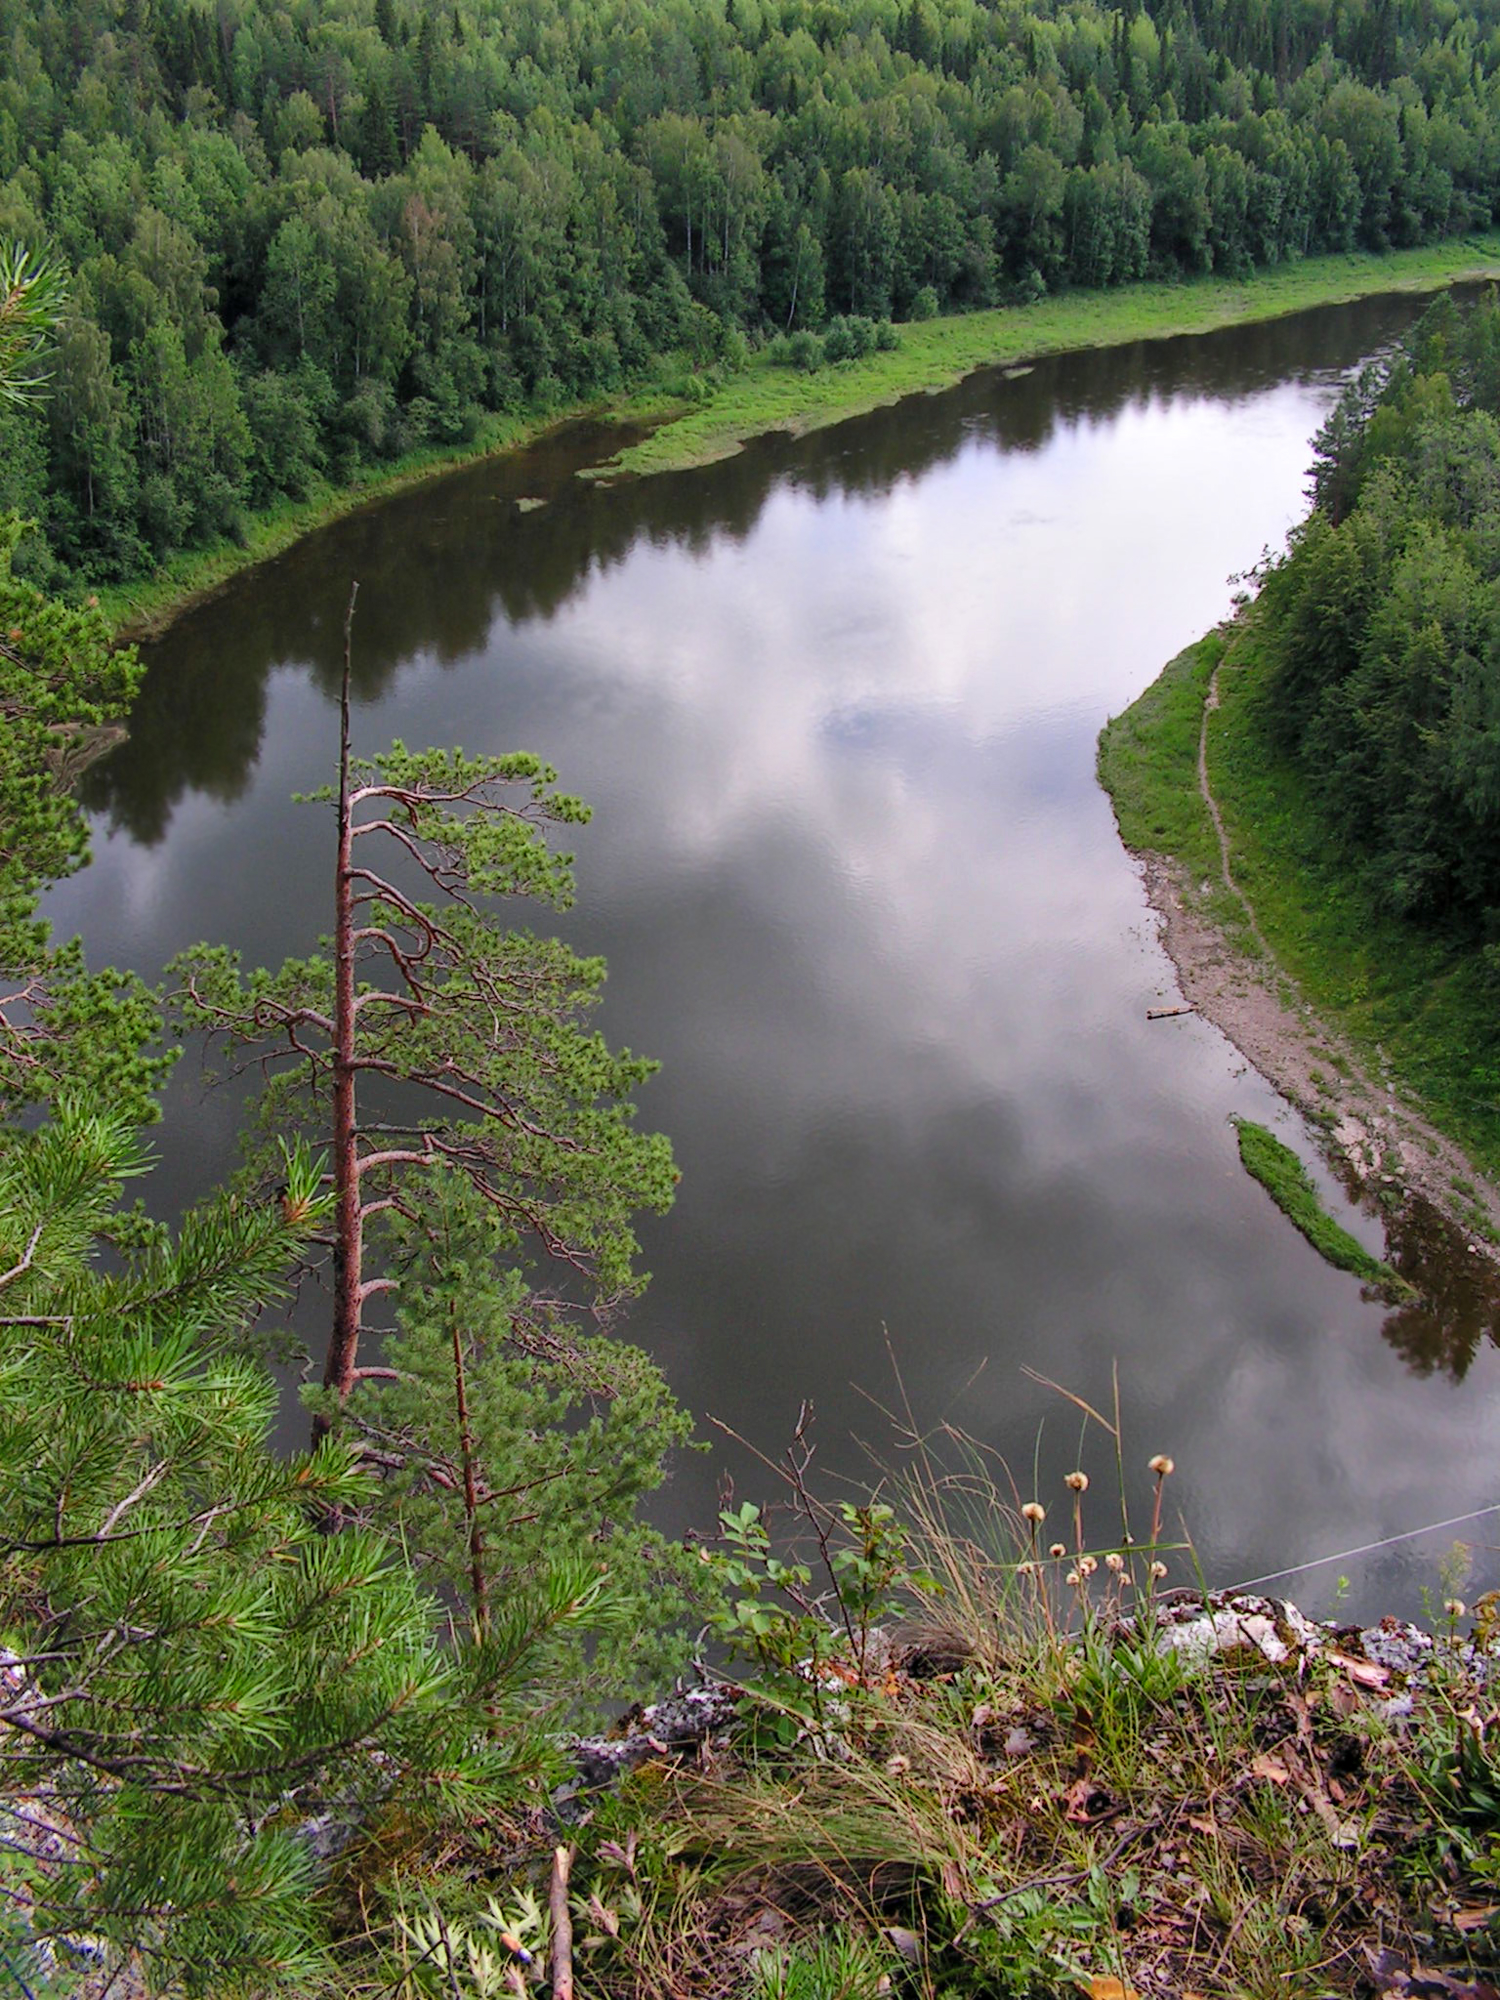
1254,288,1500,949
10,12,1500,1979
8,0,1500,589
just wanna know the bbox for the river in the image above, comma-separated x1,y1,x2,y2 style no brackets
48,291,1500,1619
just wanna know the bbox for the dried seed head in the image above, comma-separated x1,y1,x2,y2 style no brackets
1106,1552,1125,1573
1021,1501,1047,1526
1444,1598,1467,1620
1016,1560,1040,1579
1066,1570,1081,1588
1148,1455,1175,1478
1150,1560,1169,1580
1064,1470,1089,1493
1078,1555,1098,1578
1049,1542,1068,1560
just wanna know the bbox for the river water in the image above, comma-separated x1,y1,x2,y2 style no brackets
49,293,1500,1619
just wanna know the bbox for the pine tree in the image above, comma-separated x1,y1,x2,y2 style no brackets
172,588,678,1445
0,1110,603,1990
0,243,68,410
0,513,167,1124
341,1172,710,1703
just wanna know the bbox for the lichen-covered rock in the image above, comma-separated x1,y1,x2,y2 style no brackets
564,1676,741,1798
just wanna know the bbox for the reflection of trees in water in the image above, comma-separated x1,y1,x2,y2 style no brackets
1380,1192,1500,1381
86,289,1430,848
78,639,269,844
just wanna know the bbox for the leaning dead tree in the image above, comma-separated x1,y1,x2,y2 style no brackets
174,585,676,1443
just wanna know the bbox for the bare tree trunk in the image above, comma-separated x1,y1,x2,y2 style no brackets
451,1301,489,1636
315,582,363,1446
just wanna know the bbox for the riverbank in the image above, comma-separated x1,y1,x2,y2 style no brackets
102,235,1500,645
1099,624,1500,1300
603,234,1500,481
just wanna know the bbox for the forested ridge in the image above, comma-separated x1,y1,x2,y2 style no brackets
7,0,1500,590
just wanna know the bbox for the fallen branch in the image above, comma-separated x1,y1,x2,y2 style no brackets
1146,1004,1195,1020
549,1844,574,2000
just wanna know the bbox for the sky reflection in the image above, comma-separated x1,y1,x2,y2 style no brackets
50,295,1500,1619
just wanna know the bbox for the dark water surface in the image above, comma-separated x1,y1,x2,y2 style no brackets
51,294,1500,1618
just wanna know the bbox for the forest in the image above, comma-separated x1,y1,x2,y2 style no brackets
7,0,1500,589
1253,288,1500,952
9,0,1500,1985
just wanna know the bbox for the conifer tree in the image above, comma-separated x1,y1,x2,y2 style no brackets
0,1108,608,1990
0,514,167,1124
343,1173,709,1700
173,587,677,1443
0,242,67,409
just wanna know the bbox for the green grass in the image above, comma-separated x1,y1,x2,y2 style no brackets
1233,1116,1409,1294
1096,628,1262,949
1099,613,1500,1190
1210,636,1500,1182
608,235,1500,478
331,1422,1500,2000
101,235,1500,643
1097,631,1224,878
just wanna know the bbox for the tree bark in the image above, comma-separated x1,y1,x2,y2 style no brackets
451,1301,489,1637
316,583,363,1446
548,1845,574,2000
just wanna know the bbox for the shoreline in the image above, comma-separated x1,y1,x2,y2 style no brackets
104,235,1500,646
603,234,1500,480
1137,842,1500,1256
1109,632,1500,1297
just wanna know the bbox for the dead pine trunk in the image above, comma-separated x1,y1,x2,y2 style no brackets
314,582,364,1449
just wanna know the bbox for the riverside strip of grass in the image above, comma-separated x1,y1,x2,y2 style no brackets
1233,1116,1408,1293
1101,616,1500,1189
608,234,1500,478
101,236,1500,642
1097,631,1222,878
